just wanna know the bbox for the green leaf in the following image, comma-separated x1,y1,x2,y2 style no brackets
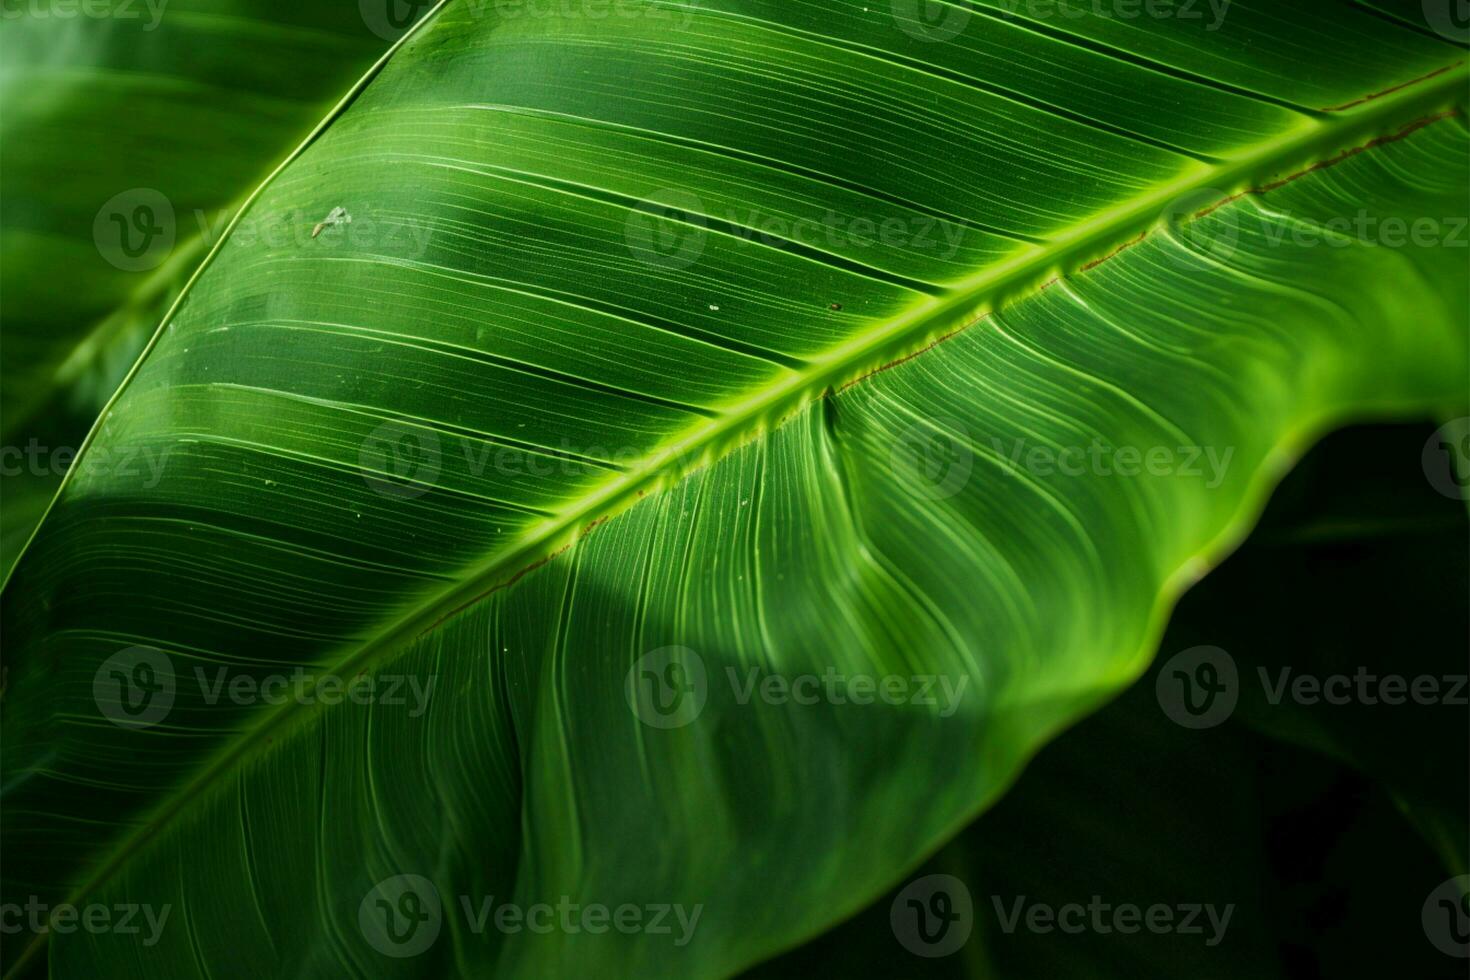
0,1,397,569
3,3,1467,977
746,422,1470,978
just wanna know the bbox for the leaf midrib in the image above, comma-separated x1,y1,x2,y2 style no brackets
25,48,1469,965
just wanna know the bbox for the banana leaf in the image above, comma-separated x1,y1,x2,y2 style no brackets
2,2,1467,977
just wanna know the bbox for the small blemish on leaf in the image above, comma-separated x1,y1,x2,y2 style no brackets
312,206,351,239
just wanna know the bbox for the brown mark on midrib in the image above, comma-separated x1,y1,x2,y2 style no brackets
1319,62,1464,113
839,108,1462,393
